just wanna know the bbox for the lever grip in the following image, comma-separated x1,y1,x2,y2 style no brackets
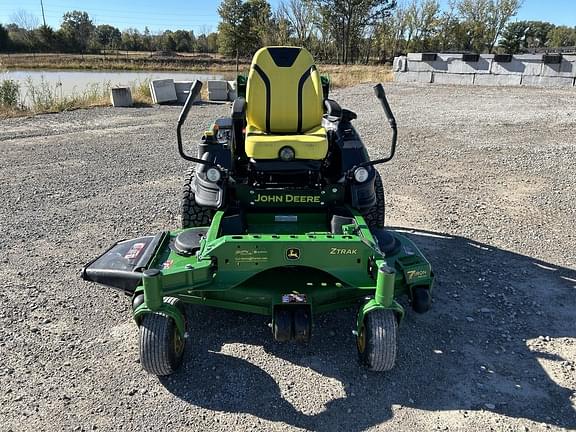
373,83,396,128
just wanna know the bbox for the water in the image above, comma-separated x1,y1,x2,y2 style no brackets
2,69,225,104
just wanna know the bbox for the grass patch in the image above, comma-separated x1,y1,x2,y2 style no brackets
321,65,393,88
23,76,111,113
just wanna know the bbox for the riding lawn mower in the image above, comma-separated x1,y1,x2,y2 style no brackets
82,46,434,376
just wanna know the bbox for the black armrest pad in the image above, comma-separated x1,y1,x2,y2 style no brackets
232,97,246,120
324,98,342,121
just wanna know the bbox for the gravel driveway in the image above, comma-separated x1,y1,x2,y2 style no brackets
1,82,575,431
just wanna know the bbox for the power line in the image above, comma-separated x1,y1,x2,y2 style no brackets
40,0,46,27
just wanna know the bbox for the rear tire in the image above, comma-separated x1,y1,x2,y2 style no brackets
181,167,213,228
139,297,185,376
363,171,385,230
357,308,397,372
411,286,432,314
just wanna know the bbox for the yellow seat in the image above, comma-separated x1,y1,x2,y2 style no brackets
245,46,328,160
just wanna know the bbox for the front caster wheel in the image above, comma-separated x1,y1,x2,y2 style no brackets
139,297,185,376
293,307,311,343
273,309,293,342
411,286,432,314
357,308,397,372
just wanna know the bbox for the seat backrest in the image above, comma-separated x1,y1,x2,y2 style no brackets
246,46,323,134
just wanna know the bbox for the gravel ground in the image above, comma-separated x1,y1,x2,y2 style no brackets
0,82,575,432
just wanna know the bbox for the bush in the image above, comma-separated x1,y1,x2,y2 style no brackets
0,79,20,107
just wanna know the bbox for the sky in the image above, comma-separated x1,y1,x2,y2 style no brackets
0,0,574,33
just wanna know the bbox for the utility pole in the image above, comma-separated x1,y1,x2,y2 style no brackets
40,0,47,27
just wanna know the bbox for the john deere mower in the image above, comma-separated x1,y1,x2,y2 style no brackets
82,46,434,376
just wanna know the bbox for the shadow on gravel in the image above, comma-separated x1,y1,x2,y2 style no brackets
161,229,576,431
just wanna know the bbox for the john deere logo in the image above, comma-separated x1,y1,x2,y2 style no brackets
286,248,300,260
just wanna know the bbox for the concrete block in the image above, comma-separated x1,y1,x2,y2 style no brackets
491,55,543,76
437,53,464,62
110,86,133,107
521,75,575,87
174,81,201,104
394,71,432,83
150,79,177,104
208,89,229,101
227,81,237,100
407,53,437,61
541,60,576,78
474,74,522,87
432,72,474,85
447,57,492,74
207,80,228,92
393,56,407,72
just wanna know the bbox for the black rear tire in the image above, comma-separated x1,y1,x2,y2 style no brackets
181,167,213,228
357,308,397,372
139,297,185,376
363,171,385,230
412,286,432,314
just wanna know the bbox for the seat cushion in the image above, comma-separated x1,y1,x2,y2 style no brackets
245,124,328,160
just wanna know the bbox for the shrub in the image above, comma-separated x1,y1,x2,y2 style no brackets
0,79,20,107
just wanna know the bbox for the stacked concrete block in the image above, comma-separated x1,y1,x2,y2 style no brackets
174,81,201,104
490,54,543,76
394,71,432,83
110,86,133,107
521,75,575,87
432,72,474,85
473,74,522,86
207,80,229,101
447,55,492,74
150,79,177,104
393,56,407,72
541,55,576,78
406,53,447,72
395,52,576,88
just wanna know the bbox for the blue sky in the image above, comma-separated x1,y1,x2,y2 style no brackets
0,0,574,33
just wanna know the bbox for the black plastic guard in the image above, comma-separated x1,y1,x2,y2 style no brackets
81,232,165,293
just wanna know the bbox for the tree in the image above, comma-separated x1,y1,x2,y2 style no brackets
93,25,121,50
279,0,316,45
217,0,261,57
0,24,10,51
453,0,522,53
33,25,57,52
10,9,39,31
160,31,177,51
60,11,95,52
547,26,576,48
246,0,273,49
317,0,396,64
404,0,440,52
499,20,528,53
499,20,556,53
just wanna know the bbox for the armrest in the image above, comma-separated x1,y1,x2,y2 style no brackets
324,99,342,119
231,97,246,120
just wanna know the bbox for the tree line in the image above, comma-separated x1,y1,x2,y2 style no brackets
0,10,218,54
1,1,575,64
